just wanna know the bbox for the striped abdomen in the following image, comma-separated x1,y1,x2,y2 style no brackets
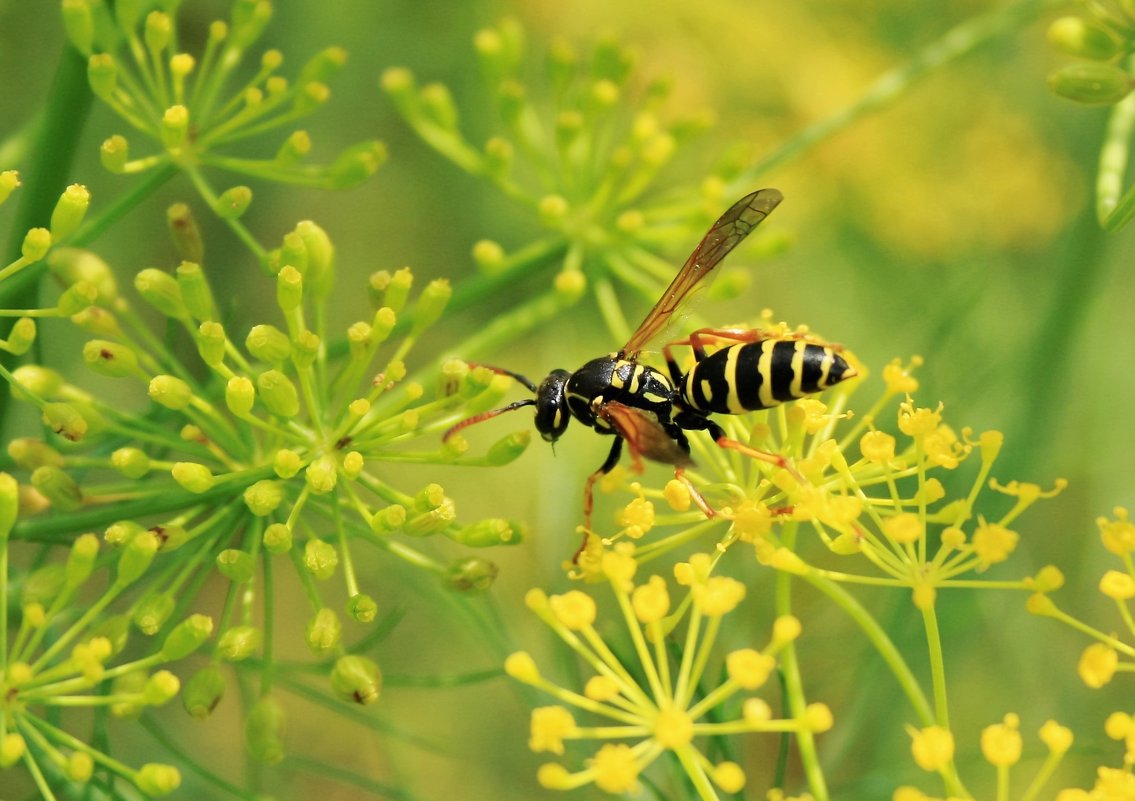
679,339,854,414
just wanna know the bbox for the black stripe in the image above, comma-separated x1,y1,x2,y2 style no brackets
735,343,766,411
800,344,825,393
825,352,850,386
770,341,797,402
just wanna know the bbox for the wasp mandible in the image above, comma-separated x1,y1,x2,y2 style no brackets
446,189,857,539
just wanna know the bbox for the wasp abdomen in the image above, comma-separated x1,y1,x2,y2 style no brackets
680,339,853,414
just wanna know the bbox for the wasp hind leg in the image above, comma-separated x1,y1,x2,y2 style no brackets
676,412,804,483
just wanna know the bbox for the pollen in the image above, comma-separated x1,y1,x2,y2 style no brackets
529,706,576,754
908,724,955,772
692,576,746,617
980,713,1022,767
652,704,694,748
726,648,775,689
588,743,640,793
631,575,670,623
1077,643,1118,688
618,497,655,532
972,520,1019,566
549,590,597,630
884,513,923,545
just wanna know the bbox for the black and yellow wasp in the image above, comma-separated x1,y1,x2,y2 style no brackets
446,189,856,544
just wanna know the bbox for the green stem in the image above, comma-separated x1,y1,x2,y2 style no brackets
0,45,93,422
775,525,829,801
139,715,259,801
71,163,179,246
733,0,1058,188
1098,57,1135,230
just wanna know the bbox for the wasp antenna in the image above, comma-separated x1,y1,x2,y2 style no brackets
466,363,539,393
443,399,537,442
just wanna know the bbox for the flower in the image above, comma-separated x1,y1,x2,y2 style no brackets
508,549,829,798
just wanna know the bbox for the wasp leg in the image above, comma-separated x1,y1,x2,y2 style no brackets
464,363,539,393
677,412,804,483
673,466,716,518
663,327,767,382
574,436,624,563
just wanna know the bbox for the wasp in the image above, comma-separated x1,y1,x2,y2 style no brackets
445,189,856,548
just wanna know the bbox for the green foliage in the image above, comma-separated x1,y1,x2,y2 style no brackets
0,1,1132,800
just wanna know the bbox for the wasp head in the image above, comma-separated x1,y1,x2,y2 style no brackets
534,369,571,443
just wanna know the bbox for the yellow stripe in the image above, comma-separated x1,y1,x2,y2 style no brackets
756,342,775,408
818,348,833,388
726,345,746,414
790,340,806,398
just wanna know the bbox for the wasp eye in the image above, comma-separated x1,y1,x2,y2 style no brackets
534,369,571,442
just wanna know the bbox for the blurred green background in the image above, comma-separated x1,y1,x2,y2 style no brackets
2,0,1132,798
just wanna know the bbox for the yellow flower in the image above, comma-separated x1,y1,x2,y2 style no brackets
971,521,1019,567
1077,643,1118,688
589,744,640,793
1098,507,1135,555
530,706,576,754
981,714,1022,767
909,725,955,772
548,590,597,630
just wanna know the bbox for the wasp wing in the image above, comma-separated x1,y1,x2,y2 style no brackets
598,401,693,469
621,188,783,358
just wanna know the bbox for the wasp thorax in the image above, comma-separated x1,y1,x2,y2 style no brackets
534,369,572,442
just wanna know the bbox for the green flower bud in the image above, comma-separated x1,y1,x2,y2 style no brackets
1047,16,1122,60
162,614,213,660
224,376,255,417
413,483,447,513
295,220,334,298
346,593,378,623
105,519,145,547
217,625,261,661
277,130,311,163
167,203,204,264
0,732,26,767
273,448,302,478
293,80,330,114
56,280,98,315
71,306,121,337
65,533,99,588
101,134,129,172
111,446,151,478
21,226,51,262
404,500,457,536
1048,63,1133,105
160,104,190,150
370,504,406,534
135,763,181,796
538,194,569,227
279,231,309,275
148,374,193,409
245,696,286,764
487,430,530,466
0,472,17,541
263,522,293,553
292,329,320,368
4,316,37,355
111,670,147,717
14,364,63,398
183,666,226,719
411,278,452,334
381,66,417,113
276,264,303,312
497,79,526,126
62,0,95,54
328,140,386,188
445,556,499,592
453,518,526,547
143,670,180,706
152,522,189,551
31,465,83,512
135,268,188,318
420,82,458,130
257,369,300,417
341,450,364,479
8,438,62,470
306,607,341,654
484,137,514,181
49,184,90,242
43,402,88,442
171,462,216,493
197,321,227,367
47,247,117,302
555,109,584,150
22,564,66,607
133,592,176,635
471,239,506,274
175,261,215,321
214,185,252,219
243,480,283,516
67,751,94,783
330,655,382,705
144,10,172,53
305,454,338,494
303,538,338,580
215,549,255,583
388,267,417,313
116,530,159,586
245,323,291,363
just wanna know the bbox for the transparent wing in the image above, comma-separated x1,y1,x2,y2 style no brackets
598,401,693,468
621,188,783,358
